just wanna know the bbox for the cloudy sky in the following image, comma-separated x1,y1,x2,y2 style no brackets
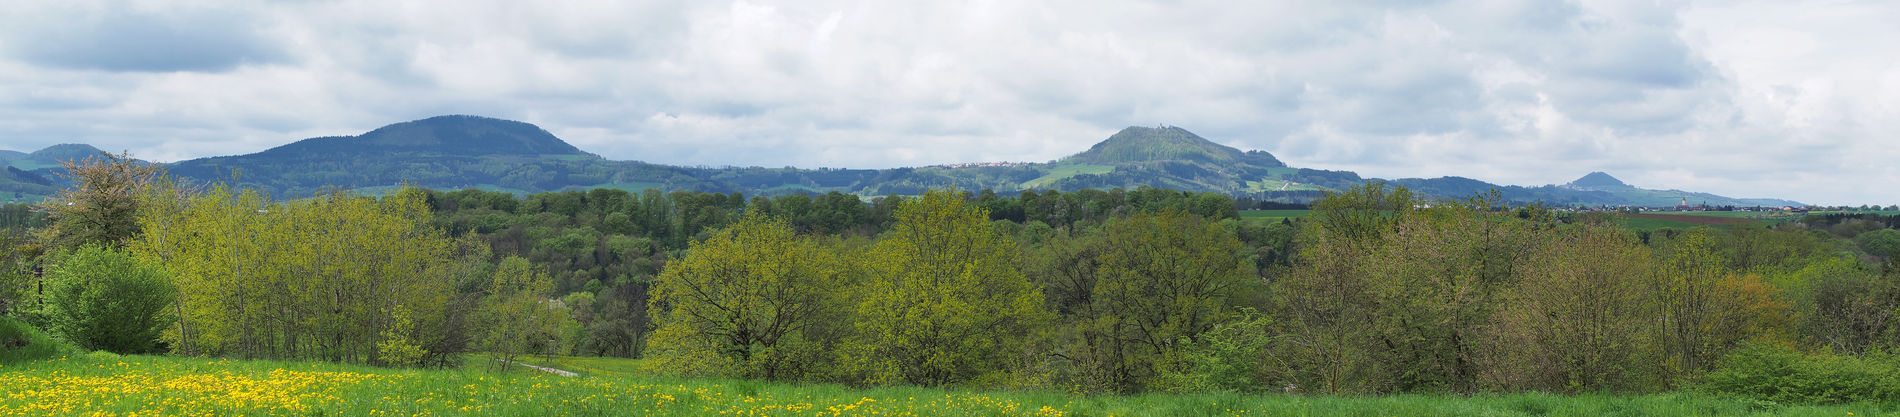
1,0,1894,205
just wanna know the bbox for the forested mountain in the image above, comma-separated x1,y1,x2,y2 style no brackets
1,115,1805,206
163,115,727,199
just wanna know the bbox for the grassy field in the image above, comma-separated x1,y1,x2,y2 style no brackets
1608,212,1791,231
3,353,1893,416
1019,163,1114,189
1238,209,1310,223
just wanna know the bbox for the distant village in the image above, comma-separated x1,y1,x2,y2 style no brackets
930,161,1033,169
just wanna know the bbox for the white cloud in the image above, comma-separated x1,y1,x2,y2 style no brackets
0,0,1893,205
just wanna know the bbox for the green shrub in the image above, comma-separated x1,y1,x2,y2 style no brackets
0,316,78,364
41,245,174,354
1699,343,1900,404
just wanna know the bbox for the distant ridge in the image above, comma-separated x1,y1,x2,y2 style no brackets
0,115,1809,206
256,115,594,157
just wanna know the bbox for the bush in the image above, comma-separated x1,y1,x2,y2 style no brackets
41,245,174,354
1699,344,1900,404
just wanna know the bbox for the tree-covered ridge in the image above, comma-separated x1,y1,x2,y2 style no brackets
255,115,592,157
26,144,109,164
0,167,55,203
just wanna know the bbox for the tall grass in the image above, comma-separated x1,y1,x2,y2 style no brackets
0,316,79,364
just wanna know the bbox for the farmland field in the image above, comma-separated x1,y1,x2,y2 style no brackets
1611,212,1786,231
1,353,1889,417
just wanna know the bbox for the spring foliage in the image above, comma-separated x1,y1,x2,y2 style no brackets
846,190,1049,386
645,212,846,379
132,186,471,364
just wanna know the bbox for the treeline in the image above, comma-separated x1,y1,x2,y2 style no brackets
641,184,1900,398
4,154,1898,402
419,186,1258,358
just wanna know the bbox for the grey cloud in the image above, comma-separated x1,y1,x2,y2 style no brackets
5,8,285,73
0,0,1892,204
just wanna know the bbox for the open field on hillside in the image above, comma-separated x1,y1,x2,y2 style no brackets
2,354,1890,417
1019,163,1114,189
1238,209,1310,222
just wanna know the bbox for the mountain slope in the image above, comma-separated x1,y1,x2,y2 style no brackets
0,166,55,202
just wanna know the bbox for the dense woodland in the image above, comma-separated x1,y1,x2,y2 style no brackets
3,155,1900,403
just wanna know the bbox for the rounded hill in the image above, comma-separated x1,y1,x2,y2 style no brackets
1066,126,1283,167
258,115,592,157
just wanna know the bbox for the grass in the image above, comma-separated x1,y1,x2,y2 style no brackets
1812,210,1900,216
0,317,78,365
1663,211,1783,218
463,353,646,378
1019,164,1114,189
535,355,647,377
3,352,1893,416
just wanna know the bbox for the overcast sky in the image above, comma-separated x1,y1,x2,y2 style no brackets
1,1,1895,205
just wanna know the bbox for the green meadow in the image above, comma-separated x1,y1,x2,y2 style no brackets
3,352,1890,417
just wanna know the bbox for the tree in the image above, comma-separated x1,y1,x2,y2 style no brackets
1082,210,1259,392
376,304,426,366
1362,194,1545,393
41,244,173,353
1306,182,1413,245
1857,229,1900,263
1270,183,1415,394
477,256,572,370
645,212,847,379
0,232,37,316
39,152,161,250
1491,224,1654,391
132,186,463,363
844,189,1050,386
1795,258,1897,354
1648,229,1790,385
